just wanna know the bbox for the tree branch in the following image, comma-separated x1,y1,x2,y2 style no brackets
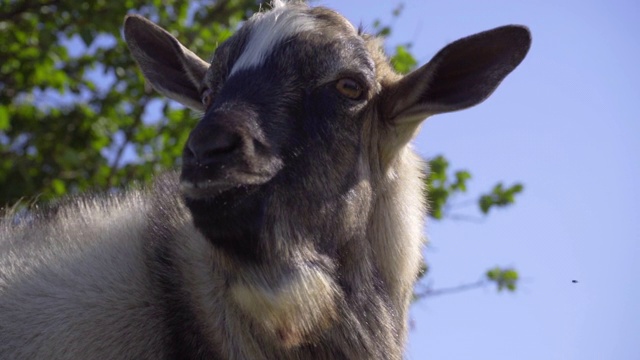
106,99,146,188
443,213,486,223
414,280,489,299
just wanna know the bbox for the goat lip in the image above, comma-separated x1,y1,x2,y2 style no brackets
180,157,283,199
180,171,275,200
180,180,235,198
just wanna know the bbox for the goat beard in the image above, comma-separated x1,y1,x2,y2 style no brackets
183,185,269,263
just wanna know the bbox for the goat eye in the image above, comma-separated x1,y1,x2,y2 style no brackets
335,78,363,100
201,89,214,108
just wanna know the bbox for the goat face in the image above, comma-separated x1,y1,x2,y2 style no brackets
126,5,384,261
181,6,371,198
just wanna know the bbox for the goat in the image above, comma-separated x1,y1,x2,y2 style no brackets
0,1,531,359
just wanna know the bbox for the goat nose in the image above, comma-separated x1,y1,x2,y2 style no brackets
185,125,242,166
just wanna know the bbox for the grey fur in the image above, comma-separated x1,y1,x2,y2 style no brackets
0,2,531,359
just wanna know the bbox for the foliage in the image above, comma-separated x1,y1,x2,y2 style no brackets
414,266,519,299
0,0,260,205
486,267,519,292
0,0,522,295
421,152,522,294
479,183,524,214
390,45,417,75
425,155,524,219
426,155,472,220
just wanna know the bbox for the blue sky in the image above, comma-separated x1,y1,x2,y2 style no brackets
319,0,640,359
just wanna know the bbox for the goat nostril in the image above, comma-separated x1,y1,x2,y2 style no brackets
204,133,241,158
187,130,242,165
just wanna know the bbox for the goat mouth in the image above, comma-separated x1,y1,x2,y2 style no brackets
180,176,268,199
180,164,281,199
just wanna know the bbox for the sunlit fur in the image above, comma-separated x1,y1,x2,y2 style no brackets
0,1,530,359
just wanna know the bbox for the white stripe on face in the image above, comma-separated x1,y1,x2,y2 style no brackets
230,7,316,75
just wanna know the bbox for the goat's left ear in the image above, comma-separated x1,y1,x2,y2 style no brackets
384,25,531,125
123,15,209,111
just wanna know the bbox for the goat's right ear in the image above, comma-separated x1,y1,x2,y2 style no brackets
123,15,209,111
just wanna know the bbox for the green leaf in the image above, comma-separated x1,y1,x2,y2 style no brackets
377,26,391,37
452,170,471,192
478,182,524,214
51,179,66,195
390,45,417,74
392,4,404,17
0,105,9,131
486,267,519,292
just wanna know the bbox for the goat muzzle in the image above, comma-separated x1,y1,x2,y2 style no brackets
180,107,282,198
